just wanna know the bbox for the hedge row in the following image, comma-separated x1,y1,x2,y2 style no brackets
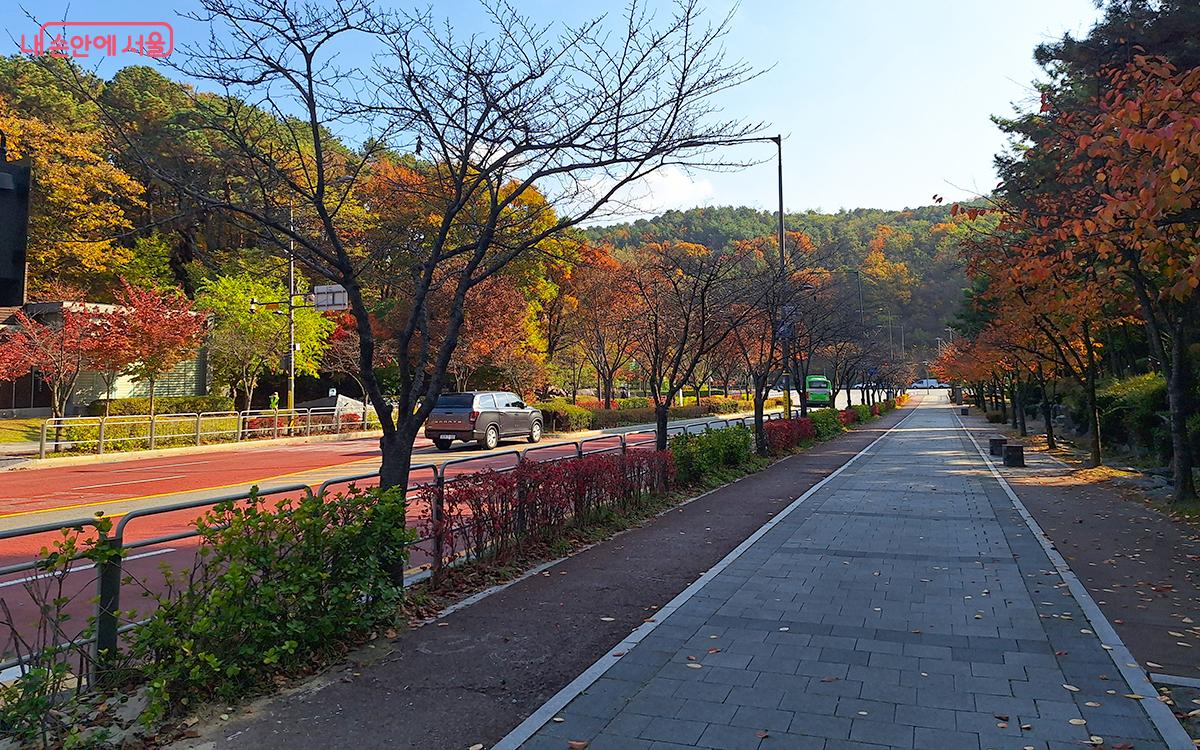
532,396,783,434
87,395,235,416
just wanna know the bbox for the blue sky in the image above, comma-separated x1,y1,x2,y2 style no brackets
3,1,1101,216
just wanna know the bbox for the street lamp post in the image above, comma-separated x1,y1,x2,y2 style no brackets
287,205,296,414
771,136,793,416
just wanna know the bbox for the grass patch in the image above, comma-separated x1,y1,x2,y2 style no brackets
0,417,42,443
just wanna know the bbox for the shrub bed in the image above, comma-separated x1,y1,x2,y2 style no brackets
130,485,413,721
420,449,676,567
669,424,753,484
701,396,741,414
763,417,817,455
616,397,651,410
589,404,708,430
850,404,871,423
810,408,844,440
531,400,593,432
86,395,234,416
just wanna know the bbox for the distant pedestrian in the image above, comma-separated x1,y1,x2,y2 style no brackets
269,391,280,410
619,386,630,399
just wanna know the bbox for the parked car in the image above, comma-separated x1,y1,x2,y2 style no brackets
424,391,542,450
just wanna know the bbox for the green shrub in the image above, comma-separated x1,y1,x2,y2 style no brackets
532,400,592,432
985,411,1006,423
669,424,752,484
1096,373,1169,460
850,404,871,423
809,408,843,440
87,395,235,416
132,485,413,721
615,397,651,410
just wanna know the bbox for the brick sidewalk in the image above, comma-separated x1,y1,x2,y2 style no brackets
504,402,1186,750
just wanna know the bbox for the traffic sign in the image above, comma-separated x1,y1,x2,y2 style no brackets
313,284,349,311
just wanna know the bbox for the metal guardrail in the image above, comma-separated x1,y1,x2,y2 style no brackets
4,408,803,682
37,406,384,458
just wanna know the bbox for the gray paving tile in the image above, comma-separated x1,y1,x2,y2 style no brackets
518,405,1172,749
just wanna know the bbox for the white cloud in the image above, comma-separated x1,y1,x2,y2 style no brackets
575,165,717,225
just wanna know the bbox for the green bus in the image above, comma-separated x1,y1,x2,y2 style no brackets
805,375,832,407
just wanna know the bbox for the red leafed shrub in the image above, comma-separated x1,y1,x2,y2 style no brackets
420,449,675,568
763,418,817,455
838,409,858,426
870,403,881,417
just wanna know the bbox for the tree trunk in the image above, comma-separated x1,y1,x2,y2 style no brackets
378,425,417,585
1010,381,1019,430
654,402,670,451
602,374,614,409
149,378,157,417
1084,344,1102,467
1017,381,1028,437
752,373,767,456
1166,327,1197,502
1041,379,1056,450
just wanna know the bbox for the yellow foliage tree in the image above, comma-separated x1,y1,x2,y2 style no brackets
0,96,144,295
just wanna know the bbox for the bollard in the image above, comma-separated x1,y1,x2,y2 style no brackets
432,472,446,579
960,407,969,416
92,533,123,685
1003,444,1025,467
988,437,1007,456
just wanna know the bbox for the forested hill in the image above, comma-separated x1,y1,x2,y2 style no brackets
585,205,968,356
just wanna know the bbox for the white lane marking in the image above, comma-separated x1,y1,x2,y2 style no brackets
109,460,211,473
73,475,187,490
956,410,1193,750
492,406,920,750
0,548,177,589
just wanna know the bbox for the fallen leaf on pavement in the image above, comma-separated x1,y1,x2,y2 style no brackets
567,741,589,749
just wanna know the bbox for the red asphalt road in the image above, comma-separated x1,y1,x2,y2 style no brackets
1,437,390,518
0,430,651,658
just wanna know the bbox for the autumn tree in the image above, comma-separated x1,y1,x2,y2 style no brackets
81,306,135,416
443,276,532,392
0,309,90,422
65,0,760,514
630,241,764,449
572,257,640,409
0,95,144,295
1068,57,1200,501
117,282,205,416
